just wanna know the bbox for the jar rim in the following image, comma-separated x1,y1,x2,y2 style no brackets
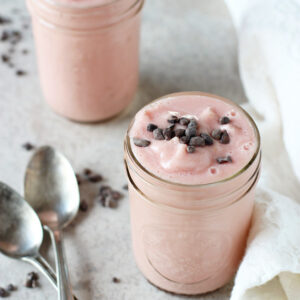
124,91,261,189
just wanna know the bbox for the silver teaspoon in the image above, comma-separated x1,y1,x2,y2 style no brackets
25,146,80,300
0,182,57,288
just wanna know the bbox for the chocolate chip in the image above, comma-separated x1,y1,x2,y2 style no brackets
22,142,34,151
99,185,112,196
188,119,198,129
174,128,185,138
75,173,81,185
220,130,230,144
189,136,205,147
185,127,197,138
179,117,190,126
211,129,222,140
167,115,179,124
179,136,190,144
187,146,195,153
88,174,103,183
153,128,164,140
100,195,118,208
83,168,92,176
0,288,7,298
22,49,28,55
112,191,122,200
1,54,10,63
220,116,230,124
200,133,214,146
16,70,26,76
163,127,173,140
6,284,16,292
1,31,9,41
112,277,121,283
0,16,11,25
167,123,175,129
216,156,232,164
27,272,39,281
146,123,157,132
133,138,151,147
122,184,128,190
79,200,88,212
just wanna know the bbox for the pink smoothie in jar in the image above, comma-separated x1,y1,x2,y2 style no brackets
27,0,144,122
124,92,261,295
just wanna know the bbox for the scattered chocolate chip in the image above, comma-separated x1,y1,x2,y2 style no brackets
220,130,230,144
0,16,11,25
6,284,16,292
153,128,164,140
0,288,7,298
167,123,175,129
27,272,39,281
211,129,222,140
187,146,196,153
22,142,34,151
22,49,28,55
216,156,232,164
179,117,190,126
167,115,179,124
174,128,185,138
133,137,151,147
100,195,117,208
1,31,9,41
122,184,128,190
146,123,157,132
112,191,123,200
1,54,10,63
189,136,205,147
200,133,214,146
185,127,197,138
88,174,103,183
75,173,81,185
100,185,112,196
220,116,230,124
179,136,190,144
16,70,26,76
163,127,173,140
112,277,121,283
188,119,198,129
79,200,88,212
83,168,92,176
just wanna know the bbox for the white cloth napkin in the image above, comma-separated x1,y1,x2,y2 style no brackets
224,0,300,299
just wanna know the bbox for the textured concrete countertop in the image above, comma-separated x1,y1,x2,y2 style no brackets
0,0,247,299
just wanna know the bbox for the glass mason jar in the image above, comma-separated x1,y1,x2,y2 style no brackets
27,0,144,122
124,92,261,295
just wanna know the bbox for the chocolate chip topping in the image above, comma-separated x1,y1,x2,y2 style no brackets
88,174,103,183
200,133,214,146
220,116,230,124
187,146,196,153
147,123,158,132
133,137,151,147
79,200,88,212
220,130,230,144
179,136,190,144
153,128,165,140
167,115,179,124
216,156,232,164
112,277,121,283
174,128,185,138
6,284,16,292
185,127,197,138
188,119,198,129
189,136,205,147
163,127,174,140
211,129,222,140
22,142,34,151
0,288,7,298
179,117,190,126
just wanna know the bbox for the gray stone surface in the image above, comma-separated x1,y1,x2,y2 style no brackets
0,0,246,299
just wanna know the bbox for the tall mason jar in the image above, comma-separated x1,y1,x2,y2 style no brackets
124,92,261,295
27,0,144,122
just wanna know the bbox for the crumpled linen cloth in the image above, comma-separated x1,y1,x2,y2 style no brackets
223,0,300,299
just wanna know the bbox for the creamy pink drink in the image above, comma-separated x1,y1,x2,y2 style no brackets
27,0,144,122
124,92,261,295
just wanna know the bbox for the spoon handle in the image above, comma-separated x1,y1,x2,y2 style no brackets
47,228,74,300
22,254,57,289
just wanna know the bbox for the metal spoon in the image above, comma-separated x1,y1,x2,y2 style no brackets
0,182,57,288
25,146,79,300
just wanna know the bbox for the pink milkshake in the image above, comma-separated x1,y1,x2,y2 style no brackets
124,92,261,295
27,0,144,122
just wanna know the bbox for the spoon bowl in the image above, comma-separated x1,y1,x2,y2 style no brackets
0,182,57,288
